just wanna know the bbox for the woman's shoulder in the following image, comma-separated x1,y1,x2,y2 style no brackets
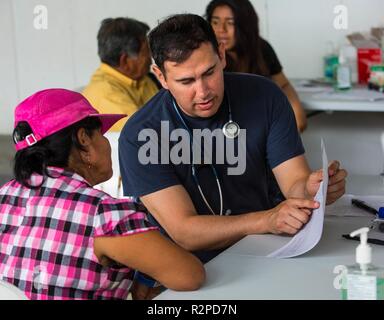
94,196,156,237
0,179,19,189
96,196,147,214
259,37,274,50
258,37,282,75
0,179,24,198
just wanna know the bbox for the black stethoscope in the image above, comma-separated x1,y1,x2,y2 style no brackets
171,93,240,215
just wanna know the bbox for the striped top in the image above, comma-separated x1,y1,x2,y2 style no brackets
0,167,157,300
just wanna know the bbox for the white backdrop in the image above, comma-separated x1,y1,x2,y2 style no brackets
1,0,384,134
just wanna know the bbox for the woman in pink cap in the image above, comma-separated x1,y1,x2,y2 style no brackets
0,88,205,300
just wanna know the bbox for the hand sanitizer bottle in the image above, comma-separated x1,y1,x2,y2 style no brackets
335,53,352,91
342,227,384,300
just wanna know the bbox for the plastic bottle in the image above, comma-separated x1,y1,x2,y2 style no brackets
335,52,352,90
323,41,338,83
341,227,384,300
340,44,358,84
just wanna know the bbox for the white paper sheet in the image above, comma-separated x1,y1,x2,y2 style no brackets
292,79,333,93
313,88,384,102
267,139,329,258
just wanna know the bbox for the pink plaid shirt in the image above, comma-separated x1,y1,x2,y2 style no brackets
0,167,157,299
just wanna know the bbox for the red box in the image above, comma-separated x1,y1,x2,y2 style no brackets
357,48,382,84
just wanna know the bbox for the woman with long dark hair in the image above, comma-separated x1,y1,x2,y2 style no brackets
206,0,307,132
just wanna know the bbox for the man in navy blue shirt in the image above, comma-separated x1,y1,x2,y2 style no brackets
119,14,347,291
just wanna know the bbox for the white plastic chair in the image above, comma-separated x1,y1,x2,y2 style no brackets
0,280,28,300
94,131,124,198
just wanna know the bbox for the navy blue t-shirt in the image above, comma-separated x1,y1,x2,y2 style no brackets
119,73,304,261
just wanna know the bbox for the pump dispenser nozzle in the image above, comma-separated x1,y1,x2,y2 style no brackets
350,227,372,266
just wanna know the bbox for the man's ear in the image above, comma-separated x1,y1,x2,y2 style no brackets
218,42,227,70
119,53,128,68
152,65,169,90
119,53,135,74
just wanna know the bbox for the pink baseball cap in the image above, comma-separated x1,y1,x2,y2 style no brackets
13,88,126,151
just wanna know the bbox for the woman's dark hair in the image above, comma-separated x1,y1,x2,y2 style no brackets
149,14,219,74
205,0,269,76
13,117,102,189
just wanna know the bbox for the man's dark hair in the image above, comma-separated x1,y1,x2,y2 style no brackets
148,14,219,73
97,17,149,67
13,117,101,189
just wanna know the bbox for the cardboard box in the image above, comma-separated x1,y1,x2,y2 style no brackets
347,33,382,84
357,48,382,84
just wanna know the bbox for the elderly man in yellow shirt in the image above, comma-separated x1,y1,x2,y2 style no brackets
83,17,159,197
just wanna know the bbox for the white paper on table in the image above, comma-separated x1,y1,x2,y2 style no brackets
295,86,332,93
267,139,329,258
326,194,384,217
312,88,384,102
292,80,333,93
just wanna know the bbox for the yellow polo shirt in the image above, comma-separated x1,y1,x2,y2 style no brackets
82,63,159,131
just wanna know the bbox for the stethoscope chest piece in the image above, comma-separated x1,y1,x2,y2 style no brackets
222,120,240,139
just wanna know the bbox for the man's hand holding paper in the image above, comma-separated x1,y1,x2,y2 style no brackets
268,139,348,258
305,160,348,205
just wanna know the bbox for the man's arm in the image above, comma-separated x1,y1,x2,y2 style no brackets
273,155,347,205
272,154,311,199
140,184,319,251
141,185,262,251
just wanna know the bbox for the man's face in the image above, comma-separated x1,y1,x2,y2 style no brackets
124,39,152,80
153,42,226,118
135,39,152,79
